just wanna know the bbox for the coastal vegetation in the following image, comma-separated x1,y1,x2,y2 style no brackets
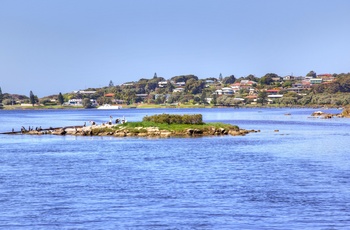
118,114,240,134
85,114,246,137
11,114,253,137
2,71,350,109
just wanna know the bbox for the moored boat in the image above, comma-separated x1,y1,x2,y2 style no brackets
97,104,122,110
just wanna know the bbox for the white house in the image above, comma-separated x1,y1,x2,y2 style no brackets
215,89,223,95
73,90,96,94
230,83,241,90
267,95,283,98
222,87,234,95
175,82,186,87
66,99,98,107
173,88,185,93
310,78,323,84
158,81,168,88
67,99,82,106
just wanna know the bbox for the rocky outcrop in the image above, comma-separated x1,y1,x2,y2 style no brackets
341,107,350,118
311,110,344,119
21,124,258,138
311,111,325,116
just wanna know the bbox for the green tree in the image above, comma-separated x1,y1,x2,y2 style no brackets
145,82,158,92
222,75,236,84
82,98,92,108
58,92,64,105
171,75,198,83
212,93,217,105
2,99,12,105
29,90,36,106
306,70,316,78
260,73,278,85
155,95,166,104
166,81,175,93
0,87,3,103
109,80,114,87
245,74,258,82
185,79,206,94
283,81,292,88
200,91,207,104
258,91,268,105
193,96,201,104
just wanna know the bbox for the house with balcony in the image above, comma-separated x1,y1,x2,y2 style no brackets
240,80,257,89
266,89,280,95
205,79,217,87
175,82,186,87
67,99,82,106
173,87,185,93
215,89,223,95
310,78,323,84
230,83,241,92
66,99,98,107
158,81,168,88
283,75,295,81
317,74,335,82
135,94,148,99
222,87,234,95
73,90,96,94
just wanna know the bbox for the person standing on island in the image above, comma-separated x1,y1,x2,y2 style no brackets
109,116,113,125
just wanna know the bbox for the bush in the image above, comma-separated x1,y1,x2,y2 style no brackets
143,114,203,124
2,99,13,105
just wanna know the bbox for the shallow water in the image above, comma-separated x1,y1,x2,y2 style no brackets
0,108,349,229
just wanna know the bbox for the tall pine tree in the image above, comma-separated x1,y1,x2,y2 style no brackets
58,92,64,105
29,90,35,106
0,87,3,103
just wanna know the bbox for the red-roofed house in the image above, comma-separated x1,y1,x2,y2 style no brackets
230,82,241,92
317,74,335,82
104,93,115,97
266,89,279,94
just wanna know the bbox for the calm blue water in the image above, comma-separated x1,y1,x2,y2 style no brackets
0,108,350,229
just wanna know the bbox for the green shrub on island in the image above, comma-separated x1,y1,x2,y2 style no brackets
119,121,239,134
142,113,203,124
119,114,240,135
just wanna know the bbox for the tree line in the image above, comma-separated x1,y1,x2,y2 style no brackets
2,71,350,108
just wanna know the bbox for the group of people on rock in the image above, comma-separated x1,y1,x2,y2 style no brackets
16,115,127,134
20,126,42,133
86,115,127,127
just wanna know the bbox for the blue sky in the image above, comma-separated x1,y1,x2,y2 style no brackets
1,0,350,97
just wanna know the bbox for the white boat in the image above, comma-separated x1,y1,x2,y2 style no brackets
97,104,122,110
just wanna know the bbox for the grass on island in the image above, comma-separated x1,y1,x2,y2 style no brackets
118,121,239,133
91,114,240,135
91,121,240,136
116,114,240,134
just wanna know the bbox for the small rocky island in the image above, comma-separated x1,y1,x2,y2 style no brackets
311,107,350,119
9,114,258,137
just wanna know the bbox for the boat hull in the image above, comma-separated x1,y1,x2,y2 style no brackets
97,104,122,110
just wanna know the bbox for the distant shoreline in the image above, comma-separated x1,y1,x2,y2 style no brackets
0,104,342,110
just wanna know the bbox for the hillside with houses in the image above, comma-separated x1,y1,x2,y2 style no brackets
2,71,350,109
